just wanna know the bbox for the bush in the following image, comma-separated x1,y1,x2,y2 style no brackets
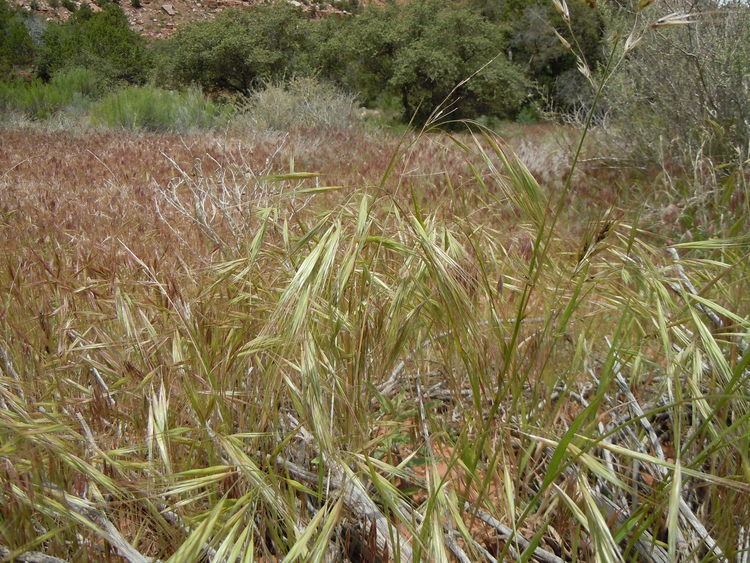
239,77,358,131
604,0,750,165
38,5,150,83
50,65,107,98
0,67,102,118
316,0,529,124
155,3,309,92
502,0,604,111
90,85,230,131
0,0,35,72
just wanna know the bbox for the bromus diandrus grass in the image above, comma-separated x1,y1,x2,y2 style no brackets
1,7,749,562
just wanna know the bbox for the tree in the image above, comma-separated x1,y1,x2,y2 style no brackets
321,0,529,123
156,3,310,93
0,0,35,73
502,0,605,111
37,5,150,83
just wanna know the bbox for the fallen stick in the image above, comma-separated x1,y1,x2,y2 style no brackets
415,378,476,563
667,247,724,330
41,485,151,563
0,545,69,563
282,415,414,561
594,494,670,563
738,526,749,563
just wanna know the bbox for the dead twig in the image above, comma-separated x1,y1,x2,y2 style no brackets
42,486,151,563
609,343,726,561
0,545,69,563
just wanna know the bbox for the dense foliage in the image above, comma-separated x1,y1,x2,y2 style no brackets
155,4,309,92
0,0,34,72
37,4,150,83
604,0,750,164
90,85,229,130
502,0,604,110
0,66,101,118
315,1,530,122
0,0,596,123
0,0,747,155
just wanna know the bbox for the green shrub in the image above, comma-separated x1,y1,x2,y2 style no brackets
239,76,358,131
316,0,530,124
0,67,102,118
516,105,541,124
50,65,107,98
0,80,78,119
61,0,76,11
0,0,35,72
155,3,309,92
38,5,150,83
90,85,230,131
604,0,750,165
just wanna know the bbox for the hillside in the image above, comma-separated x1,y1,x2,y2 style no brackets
11,0,344,37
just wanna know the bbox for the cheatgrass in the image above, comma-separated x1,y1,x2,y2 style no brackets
0,121,748,562
238,77,360,132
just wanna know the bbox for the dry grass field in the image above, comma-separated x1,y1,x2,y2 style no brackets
1,124,749,561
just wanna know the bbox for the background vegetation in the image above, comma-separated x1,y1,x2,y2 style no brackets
0,0,602,127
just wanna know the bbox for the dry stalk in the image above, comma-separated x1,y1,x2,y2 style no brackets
42,485,151,563
0,545,69,563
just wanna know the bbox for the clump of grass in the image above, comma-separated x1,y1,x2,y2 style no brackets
0,67,101,119
238,76,359,132
90,85,231,131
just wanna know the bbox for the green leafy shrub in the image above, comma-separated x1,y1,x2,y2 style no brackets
0,0,35,72
90,85,230,131
155,3,309,92
61,0,76,11
38,5,150,83
516,105,541,123
0,80,60,118
238,76,358,131
316,0,529,124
